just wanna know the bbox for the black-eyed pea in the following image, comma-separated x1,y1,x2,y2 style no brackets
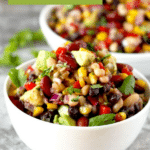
81,85,90,96
79,96,86,106
99,76,109,83
109,42,118,52
47,57,56,68
113,98,123,113
123,22,133,32
68,94,79,107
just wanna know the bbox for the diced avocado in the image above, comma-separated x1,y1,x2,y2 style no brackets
72,48,95,66
58,115,76,126
36,50,56,71
58,105,69,117
20,87,44,106
53,114,59,124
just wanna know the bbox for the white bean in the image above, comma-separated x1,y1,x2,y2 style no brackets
99,76,109,83
81,85,90,96
47,57,56,68
68,94,79,107
113,98,123,113
123,93,140,107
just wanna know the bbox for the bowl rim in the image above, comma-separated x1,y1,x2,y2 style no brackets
40,5,150,58
4,58,150,130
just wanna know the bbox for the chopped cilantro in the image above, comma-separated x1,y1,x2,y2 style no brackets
67,86,81,95
40,65,54,78
91,84,103,89
60,63,67,68
99,16,107,26
101,54,111,61
87,43,95,52
8,68,27,87
71,96,79,102
89,114,116,126
119,75,135,95
31,49,39,58
49,52,56,59
87,30,95,35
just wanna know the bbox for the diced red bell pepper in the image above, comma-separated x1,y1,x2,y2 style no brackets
88,96,99,106
98,26,109,33
56,47,67,58
117,63,133,72
126,0,141,10
24,82,36,91
99,62,105,70
60,32,68,39
104,4,112,11
25,65,34,75
125,32,139,37
99,105,111,115
122,66,133,75
70,22,78,30
134,46,142,53
73,80,81,89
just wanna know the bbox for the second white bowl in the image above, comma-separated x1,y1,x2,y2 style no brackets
39,5,150,76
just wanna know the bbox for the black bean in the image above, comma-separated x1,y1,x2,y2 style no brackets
113,0,119,6
68,106,80,120
103,84,111,93
107,93,121,105
134,102,143,113
40,110,56,122
28,74,37,82
89,87,100,96
128,105,135,115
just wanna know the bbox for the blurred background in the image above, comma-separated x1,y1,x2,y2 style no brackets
0,1,150,150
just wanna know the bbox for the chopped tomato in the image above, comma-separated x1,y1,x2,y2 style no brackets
77,117,89,126
88,96,99,106
115,113,123,122
98,26,109,33
99,105,111,115
73,80,81,89
99,62,105,70
122,67,133,75
56,47,67,58
24,82,36,91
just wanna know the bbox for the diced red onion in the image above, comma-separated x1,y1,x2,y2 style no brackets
50,93,62,102
64,95,69,104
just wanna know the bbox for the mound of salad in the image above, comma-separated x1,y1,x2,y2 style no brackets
8,41,148,126
49,2,150,53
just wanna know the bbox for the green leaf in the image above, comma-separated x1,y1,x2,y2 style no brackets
101,54,111,61
40,65,54,78
100,16,107,26
49,52,56,59
89,114,116,126
71,96,79,102
87,30,95,35
31,49,39,58
67,86,81,95
118,75,135,95
8,68,27,87
91,84,103,89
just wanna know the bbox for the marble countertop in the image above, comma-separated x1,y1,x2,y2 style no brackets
0,2,150,150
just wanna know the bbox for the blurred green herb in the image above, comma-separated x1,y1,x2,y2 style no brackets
8,68,27,87
87,43,95,52
0,29,45,67
31,49,39,58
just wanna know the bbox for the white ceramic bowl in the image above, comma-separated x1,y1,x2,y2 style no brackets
4,59,150,150
39,5,150,76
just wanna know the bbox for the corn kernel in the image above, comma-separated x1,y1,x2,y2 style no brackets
62,88,69,95
124,46,135,53
133,26,145,36
82,10,91,18
119,73,128,79
96,32,108,41
145,11,150,19
78,67,87,78
79,77,85,87
126,15,135,24
136,79,146,89
65,78,75,85
89,72,98,84
47,103,58,110
83,35,92,43
33,107,44,117
9,84,17,96
128,9,138,16
79,105,92,115
63,41,71,47
143,44,150,52
118,112,126,120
